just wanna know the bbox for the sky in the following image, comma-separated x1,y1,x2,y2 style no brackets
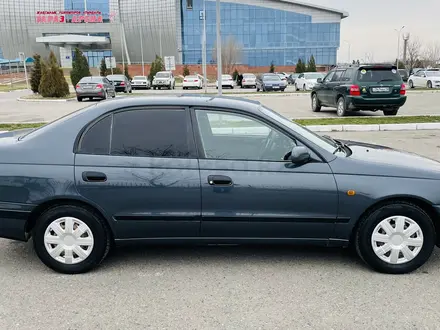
301,0,440,62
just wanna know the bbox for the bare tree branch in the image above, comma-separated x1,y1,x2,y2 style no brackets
423,42,440,68
406,38,422,71
212,36,243,74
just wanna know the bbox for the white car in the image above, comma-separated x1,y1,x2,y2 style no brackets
241,73,256,88
295,72,326,91
131,76,150,90
408,69,440,89
277,74,288,88
152,71,175,90
183,75,203,89
216,74,234,89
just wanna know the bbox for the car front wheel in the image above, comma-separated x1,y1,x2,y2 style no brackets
427,81,433,88
355,201,435,274
311,93,321,112
408,80,414,89
33,205,111,274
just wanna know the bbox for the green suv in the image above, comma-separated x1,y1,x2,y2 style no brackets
311,64,407,116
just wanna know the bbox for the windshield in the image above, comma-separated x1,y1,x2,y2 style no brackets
107,75,124,81
259,106,337,154
133,76,147,80
156,72,170,78
79,77,102,83
356,68,401,82
243,74,255,78
426,72,440,77
304,73,325,79
263,75,281,81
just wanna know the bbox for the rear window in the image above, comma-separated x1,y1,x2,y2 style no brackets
79,77,103,83
263,75,281,81
107,75,125,81
356,68,402,83
133,76,147,80
156,72,170,78
243,74,255,78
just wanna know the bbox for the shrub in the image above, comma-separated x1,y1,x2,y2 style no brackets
99,58,107,76
183,65,190,76
30,54,42,93
39,51,69,97
124,65,131,80
307,55,317,72
70,48,91,87
149,55,165,81
269,61,275,73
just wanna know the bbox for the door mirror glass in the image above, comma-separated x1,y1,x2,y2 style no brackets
290,146,310,164
317,78,322,83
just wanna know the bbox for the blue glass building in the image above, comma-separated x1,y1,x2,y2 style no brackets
181,0,347,66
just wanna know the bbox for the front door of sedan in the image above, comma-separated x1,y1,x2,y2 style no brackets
192,109,339,241
74,107,201,240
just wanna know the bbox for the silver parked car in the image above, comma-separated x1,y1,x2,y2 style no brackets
75,76,116,102
131,76,151,90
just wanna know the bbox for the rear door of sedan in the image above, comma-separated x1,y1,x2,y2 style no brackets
74,106,201,240
191,107,339,242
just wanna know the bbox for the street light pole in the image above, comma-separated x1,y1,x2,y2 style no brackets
140,26,145,76
395,26,405,69
216,0,222,96
202,0,207,93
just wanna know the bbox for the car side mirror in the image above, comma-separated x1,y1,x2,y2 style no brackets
290,146,310,164
317,78,322,83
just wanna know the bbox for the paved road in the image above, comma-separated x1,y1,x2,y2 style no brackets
1,130,440,329
1,88,439,122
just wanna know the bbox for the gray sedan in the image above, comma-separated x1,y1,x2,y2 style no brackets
0,96,439,274
75,76,116,101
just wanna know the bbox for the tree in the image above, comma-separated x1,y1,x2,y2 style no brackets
395,59,406,68
212,36,243,73
30,54,42,93
70,48,91,87
307,55,317,72
423,42,440,68
99,58,107,76
39,51,69,98
124,65,131,80
149,55,165,81
269,61,275,73
232,68,239,81
406,38,422,72
183,65,190,76
295,58,306,73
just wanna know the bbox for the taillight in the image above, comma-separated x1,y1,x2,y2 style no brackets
242,79,246,82
120,81,125,86
400,84,406,95
96,84,103,89
349,85,361,96
184,79,187,82
76,84,80,89
194,79,198,82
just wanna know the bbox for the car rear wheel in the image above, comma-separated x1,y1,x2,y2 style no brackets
102,91,107,100
355,201,435,274
295,84,299,91
336,97,347,117
302,84,306,91
408,80,414,89
77,97,82,102
383,108,399,116
311,93,321,112
427,81,433,88
33,205,111,274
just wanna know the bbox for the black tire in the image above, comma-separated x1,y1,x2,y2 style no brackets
295,84,299,91
311,93,321,112
129,88,132,94
256,87,260,92
355,201,435,274
153,87,157,90
336,96,347,117
102,91,107,100
77,97,82,102
33,205,111,274
408,80,414,89
427,81,432,89
383,108,399,116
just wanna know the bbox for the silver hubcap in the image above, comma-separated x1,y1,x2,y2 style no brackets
44,217,94,264
371,216,424,264
337,100,344,115
312,96,317,109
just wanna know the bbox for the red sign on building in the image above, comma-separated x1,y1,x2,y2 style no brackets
35,11,103,23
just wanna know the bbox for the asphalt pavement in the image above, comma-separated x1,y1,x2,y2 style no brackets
1,130,440,329
0,88,439,123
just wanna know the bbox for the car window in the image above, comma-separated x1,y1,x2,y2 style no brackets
103,78,111,84
78,115,111,155
341,68,354,81
356,68,402,82
79,77,102,83
111,109,192,158
331,70,345,82
323,71,335,82
298,74,304,79
195,110,296,161
156,72,170,78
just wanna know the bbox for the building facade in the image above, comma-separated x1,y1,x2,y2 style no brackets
0,0,347,68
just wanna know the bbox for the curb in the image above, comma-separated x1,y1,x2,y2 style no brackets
306,122,440,132
17,97,76,102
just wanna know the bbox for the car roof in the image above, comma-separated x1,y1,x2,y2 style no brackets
79,76,103,81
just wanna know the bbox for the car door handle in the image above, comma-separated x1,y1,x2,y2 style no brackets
208,175,233,186
82,171,107,182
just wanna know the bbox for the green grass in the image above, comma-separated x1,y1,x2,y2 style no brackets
0,84,28,91
294,115,440,126
0,123,45,131
175,77,183,84
21,93,76,100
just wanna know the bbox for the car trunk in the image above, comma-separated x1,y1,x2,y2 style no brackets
356,66,403,99
78,82,100,90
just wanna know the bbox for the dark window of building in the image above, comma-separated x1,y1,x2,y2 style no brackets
111,109,191,158
78,115,111,155
187,0,193,9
